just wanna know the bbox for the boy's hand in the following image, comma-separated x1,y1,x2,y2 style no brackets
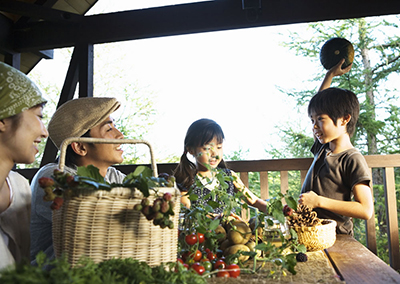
319,58,353,92
327,58,353,77
298,191,320,209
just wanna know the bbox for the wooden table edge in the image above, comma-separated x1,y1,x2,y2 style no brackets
325,234,400,284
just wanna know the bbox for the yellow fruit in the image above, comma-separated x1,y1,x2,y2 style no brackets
224,244,250,262
227,222,252,245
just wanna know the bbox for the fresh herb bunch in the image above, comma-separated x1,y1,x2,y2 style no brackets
0,252,206,284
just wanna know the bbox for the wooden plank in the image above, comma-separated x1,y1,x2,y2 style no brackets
300,170,307,187
239,172,249,188
365,168,377,255
259,171,269,200
384,167,400,271
325,235,400,284
280,171,288,195
364,154,400,168
239,172,250,220
228,158,312,172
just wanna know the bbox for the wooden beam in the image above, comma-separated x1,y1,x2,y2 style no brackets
77,43,94,98
33,49,54,60
4,53,20,69
8,0,400,52
0,0,83,22
40,47,80,166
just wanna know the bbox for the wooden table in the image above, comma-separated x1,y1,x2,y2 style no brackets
208,234,400,283
325,234,400,284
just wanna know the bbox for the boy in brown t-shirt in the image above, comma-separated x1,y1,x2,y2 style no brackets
299,59,374,235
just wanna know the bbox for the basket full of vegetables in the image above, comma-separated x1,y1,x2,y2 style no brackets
39,138,180,267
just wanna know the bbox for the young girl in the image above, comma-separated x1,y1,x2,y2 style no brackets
0,62,48,270
173,118,266,215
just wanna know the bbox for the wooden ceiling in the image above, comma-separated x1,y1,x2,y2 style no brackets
1,0,400,74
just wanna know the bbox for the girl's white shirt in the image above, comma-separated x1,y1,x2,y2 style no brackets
0,177,12,246
197,174,220,191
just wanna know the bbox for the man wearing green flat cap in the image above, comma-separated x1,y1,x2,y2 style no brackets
30,97,127,264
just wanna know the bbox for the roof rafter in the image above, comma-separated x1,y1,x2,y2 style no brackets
4,0,400,53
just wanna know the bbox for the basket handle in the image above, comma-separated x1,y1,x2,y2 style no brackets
58,137,158,177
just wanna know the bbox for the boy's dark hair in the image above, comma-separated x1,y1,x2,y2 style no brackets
173,118,227,189
308,87,359,137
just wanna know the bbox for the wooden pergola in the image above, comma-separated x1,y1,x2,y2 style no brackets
1,0,400,273
1,0,400,164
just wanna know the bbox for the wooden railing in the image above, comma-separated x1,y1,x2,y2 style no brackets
17,154,400,271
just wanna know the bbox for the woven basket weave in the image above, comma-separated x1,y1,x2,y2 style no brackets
52,138,180,266
293,219,337,252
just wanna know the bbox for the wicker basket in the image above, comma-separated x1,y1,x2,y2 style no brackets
293,219,337,252
52,138,180,266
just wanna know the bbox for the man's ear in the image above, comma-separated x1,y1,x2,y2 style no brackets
70,142,87,157
0,119,6,132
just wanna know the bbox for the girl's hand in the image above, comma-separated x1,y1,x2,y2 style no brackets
298,191,320,209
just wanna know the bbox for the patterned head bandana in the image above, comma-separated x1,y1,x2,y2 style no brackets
0,62,47,120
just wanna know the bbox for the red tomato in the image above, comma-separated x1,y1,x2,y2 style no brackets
226,264,240,278
191,263,206,275
217,270,230,278
205,248,211,253
177,258,184,264
192,250,202,262
214,259,226,270
183,263,189,269
196,232,205,244
206,252,216,261
185,233,198,245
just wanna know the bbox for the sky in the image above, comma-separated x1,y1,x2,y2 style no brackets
30,1,398,163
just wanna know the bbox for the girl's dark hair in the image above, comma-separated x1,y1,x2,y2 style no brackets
308,87,359,137
173,118,227,189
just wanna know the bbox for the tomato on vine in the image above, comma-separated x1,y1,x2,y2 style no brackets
206,252,216,261
217,270,230,278
185,233,198,246
196,232,205,244
214,259,226,270
226,264,240,278
191,263,206,275
192,249,202,262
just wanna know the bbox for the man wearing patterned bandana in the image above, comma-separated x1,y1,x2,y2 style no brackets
0,62,49,270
